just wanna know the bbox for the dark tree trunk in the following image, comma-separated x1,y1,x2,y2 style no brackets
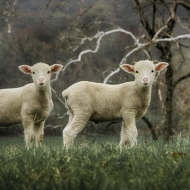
157,42,173,140
164,60,174,140
158,22,175,141
156,35,175,141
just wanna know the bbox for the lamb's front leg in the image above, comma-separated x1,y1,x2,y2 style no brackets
22,119,35,150
119,113,138,152
34,121,45,148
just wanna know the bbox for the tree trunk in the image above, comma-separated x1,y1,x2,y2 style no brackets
160,43,174,141
157,16,175,141
164,65,174,140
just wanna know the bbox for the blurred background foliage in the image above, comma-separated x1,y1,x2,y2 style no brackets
0,0,190,140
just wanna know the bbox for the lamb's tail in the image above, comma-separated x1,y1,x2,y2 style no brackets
62,90,69,111
64,98,68,109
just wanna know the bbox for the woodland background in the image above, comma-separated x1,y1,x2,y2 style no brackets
0,0,190,141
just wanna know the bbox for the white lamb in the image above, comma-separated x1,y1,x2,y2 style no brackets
0,62,63,149
62,60,168,151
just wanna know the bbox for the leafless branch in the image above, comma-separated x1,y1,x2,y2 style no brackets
51,28,190,86
103,33,190,83
142,116,158,140
51,88,65,105
176,16,190,33
51,28,141,84
173,73,190,90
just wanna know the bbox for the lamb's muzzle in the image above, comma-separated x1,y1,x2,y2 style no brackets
38,77,45,86
142,77,150,85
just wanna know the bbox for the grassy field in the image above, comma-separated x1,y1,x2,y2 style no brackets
0,135,190,190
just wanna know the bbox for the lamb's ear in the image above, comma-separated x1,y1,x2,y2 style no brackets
51,64,63,73
120,64,134,73
19,65,32,74
155,62,169,72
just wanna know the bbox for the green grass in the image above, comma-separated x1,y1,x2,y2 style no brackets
0,135,190,190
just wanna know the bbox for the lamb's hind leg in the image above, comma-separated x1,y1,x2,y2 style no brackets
34,121,45,148
119,113,138,152
63,114,88,149
62,114,73,147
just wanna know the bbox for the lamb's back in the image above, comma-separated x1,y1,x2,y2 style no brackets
63,81,136,121
63,81,124,104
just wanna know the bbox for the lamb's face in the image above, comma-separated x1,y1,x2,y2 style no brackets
120,60,169,88
19,62,63,88
133,61,156,87
31,63,52,87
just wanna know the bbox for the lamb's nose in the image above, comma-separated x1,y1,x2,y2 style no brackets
39,78,44,83
143,77,149,83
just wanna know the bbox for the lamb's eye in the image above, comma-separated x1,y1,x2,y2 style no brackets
136,71,138,73
32,71,35,74
47,71,50,74
151,70,154,73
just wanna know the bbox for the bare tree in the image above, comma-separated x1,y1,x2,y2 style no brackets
132,0,190,140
